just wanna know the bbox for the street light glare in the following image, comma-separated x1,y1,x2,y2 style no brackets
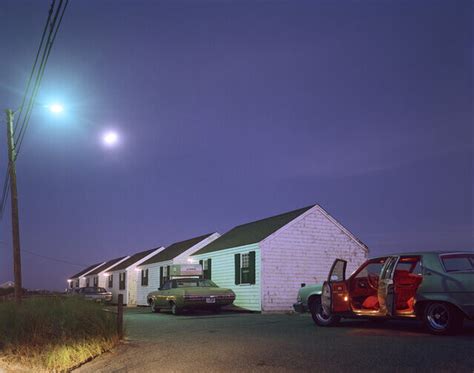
49,103,64,114
103,131,118,146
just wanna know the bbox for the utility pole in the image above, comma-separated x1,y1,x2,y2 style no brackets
5,109,22,304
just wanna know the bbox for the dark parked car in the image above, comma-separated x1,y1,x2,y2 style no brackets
311,251,473,335
74,287,113,303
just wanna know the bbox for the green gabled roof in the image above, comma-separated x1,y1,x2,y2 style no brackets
193,205,315,255
140,233,214,265
87,256,127,276
109,248,158,271
69,262,104,279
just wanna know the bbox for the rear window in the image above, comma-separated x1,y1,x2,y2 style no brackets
441,254,474,272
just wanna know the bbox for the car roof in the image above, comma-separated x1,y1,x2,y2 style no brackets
369,250,472,259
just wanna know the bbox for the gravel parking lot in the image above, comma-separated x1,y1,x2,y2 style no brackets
75,307,474,373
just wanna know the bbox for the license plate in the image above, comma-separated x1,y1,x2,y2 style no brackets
206,297,216,304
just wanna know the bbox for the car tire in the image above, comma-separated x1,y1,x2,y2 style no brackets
424,302,463,335
151,300,160,313
170,302,180,315
310,297,340,327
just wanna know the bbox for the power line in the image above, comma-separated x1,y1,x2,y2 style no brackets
22,249,87,267
13,0,56,138
0,0,69,221
15,0,70,156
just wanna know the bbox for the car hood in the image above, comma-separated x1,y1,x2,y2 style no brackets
298,283,323,299
183,288,235,296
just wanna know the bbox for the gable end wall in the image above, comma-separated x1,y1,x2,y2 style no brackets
261,208,368,312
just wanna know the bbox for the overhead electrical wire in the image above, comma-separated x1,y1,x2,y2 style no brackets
0,0,69,220
12,0,56,138
23,249,87,267
16,0,70,156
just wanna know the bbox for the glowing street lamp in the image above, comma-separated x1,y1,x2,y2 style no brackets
103,131,119,146
48,103,64,114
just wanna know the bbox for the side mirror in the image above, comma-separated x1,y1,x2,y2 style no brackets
301,283,306,288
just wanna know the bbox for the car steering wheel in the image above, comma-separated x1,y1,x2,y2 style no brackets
367,273,379,290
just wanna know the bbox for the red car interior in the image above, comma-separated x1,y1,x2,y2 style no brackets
393,269,422,312
352,260,422,314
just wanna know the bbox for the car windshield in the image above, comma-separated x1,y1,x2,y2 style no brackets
173,279,218,288
441,254,474,272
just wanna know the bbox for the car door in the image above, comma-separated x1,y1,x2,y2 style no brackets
155,280,172,307
321,259,350,315
378,256,399,316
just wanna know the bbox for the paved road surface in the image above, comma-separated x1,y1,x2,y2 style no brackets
75,308,474,373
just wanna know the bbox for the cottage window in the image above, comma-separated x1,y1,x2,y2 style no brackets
86,278,90,287
159,265,171,288
93,276,98,287
241,253,250,284
108,274,113,288
141,269,149,286
69,281,73,289
119,272,126,290
234,251,256,285
199,259,212,280
75,280,79,288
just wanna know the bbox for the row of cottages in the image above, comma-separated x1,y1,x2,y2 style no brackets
106,248,163,304
69,262,105,288
136,233,220,306
191,204,368,312
68,204,368,311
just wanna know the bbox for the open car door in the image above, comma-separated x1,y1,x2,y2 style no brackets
377,256,399,316
321,259,351,315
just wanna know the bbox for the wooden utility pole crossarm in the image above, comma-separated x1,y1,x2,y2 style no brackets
5,109,23,304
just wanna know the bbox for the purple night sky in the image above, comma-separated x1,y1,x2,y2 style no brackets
0,0,472,290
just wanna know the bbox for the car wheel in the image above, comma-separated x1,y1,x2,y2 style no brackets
310,297,340,327
424,302,463,335
170,302,180,315
151,300,160,313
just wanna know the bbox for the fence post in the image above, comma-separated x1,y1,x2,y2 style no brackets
117,294,123,339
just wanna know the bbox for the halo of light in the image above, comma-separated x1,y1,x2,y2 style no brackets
49,103,64,113
103,131,118,146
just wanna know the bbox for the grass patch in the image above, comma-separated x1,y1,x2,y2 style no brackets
0,296,119,372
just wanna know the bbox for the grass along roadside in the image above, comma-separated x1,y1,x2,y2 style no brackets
0,297,119,372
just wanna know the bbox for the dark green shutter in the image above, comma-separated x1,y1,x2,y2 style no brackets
167,265,171,280
249,251,256,284
235,254,241,285
199,260,203,267
208,259,212,280
159,266,163,287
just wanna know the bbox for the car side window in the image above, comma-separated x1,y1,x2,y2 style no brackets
162,281,172,290
355,262,383,279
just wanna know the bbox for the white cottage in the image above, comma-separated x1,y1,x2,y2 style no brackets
136,233,220,306
191,204,369,312
105,247,164,305
68,262,105,289
83,256,129,288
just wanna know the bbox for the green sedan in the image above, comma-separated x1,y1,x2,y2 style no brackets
147,278,236,315
312,251,473,335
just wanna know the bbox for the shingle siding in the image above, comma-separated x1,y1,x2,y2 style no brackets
192,244,261,311
260,207,368,312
